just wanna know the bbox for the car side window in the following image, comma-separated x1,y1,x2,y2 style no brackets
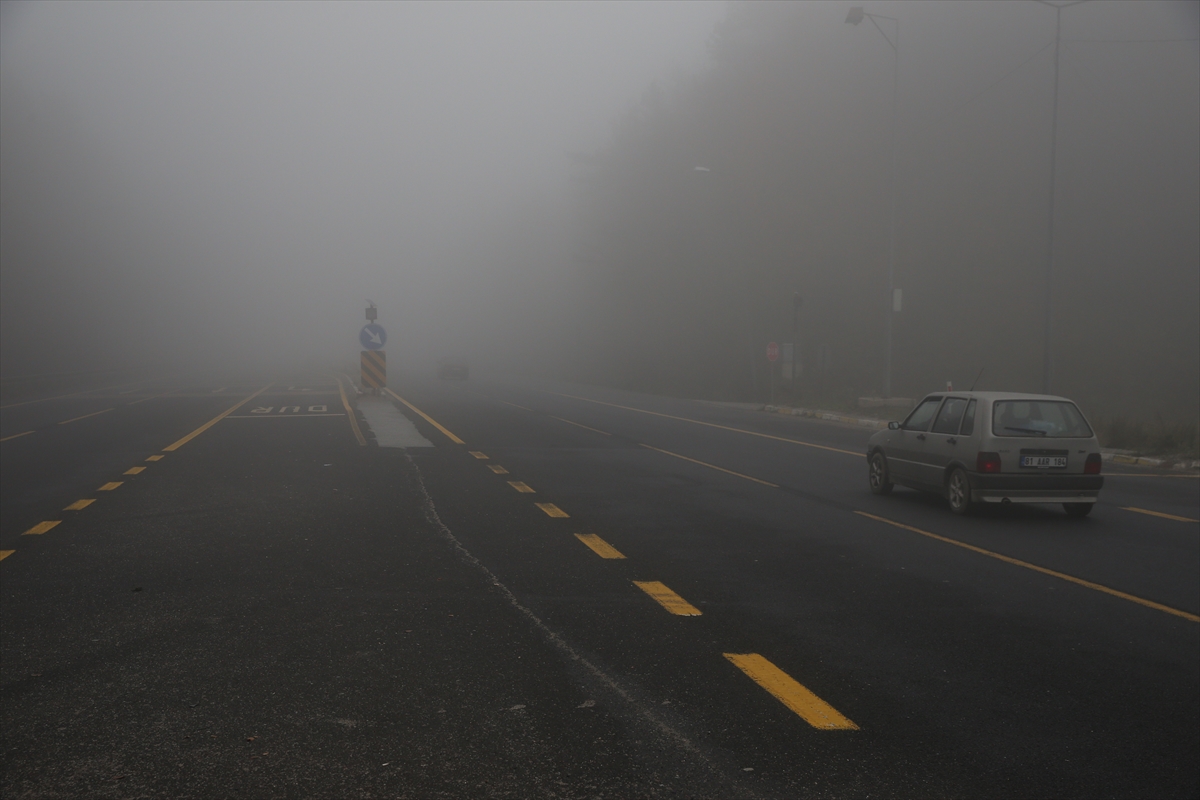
931,397,967,434
959,399,977,436
902,398,942,432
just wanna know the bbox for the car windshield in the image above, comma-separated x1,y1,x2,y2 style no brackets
991,400,1093,438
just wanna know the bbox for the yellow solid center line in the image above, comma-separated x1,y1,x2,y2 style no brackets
23,520,61,535
385,389,466,444
470,451,489,459
488,465,509,474
575,533,626,559
855,511,1200,622
98,482,123,491
552,416,613,436
549,391,862,456
536,502,570,518
633,581,702,615
508,481,536,493
163,384,272,452
59,408,114,425
639,443,779,487
64,499,95,510
724,653,859,730
123,466,146,475
0,550,14,561
1122,506,1199,523
146,455,163,462
1,430,36,442
336,376,367,446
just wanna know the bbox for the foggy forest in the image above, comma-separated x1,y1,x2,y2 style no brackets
3,0,1198,428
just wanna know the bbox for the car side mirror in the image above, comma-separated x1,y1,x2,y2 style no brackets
888,421,901,430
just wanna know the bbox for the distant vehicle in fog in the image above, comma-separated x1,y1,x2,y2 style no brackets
866,392,1103,517
437,358,469,380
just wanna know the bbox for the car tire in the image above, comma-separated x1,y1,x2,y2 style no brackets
1063,502,1093,518
946,467,972,515
869,451,893,495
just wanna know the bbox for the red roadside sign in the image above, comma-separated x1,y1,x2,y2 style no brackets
766,342,779,362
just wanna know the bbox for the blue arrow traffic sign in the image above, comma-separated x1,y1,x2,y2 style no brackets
359,323,387,350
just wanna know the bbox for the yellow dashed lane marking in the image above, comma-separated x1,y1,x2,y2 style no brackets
146,455,163,462
855,511,1200,623
58,408,114,425
1122,506,1199,523
0,550,13,561
488,465,509,474
98,482,123,491
163,384,272,451
575,533,626,559
124,466,145,475
639,443,778,487
508,481,536,493
64,499,95,510
549,391,862,456
385,389,465,445
470,451,489,459
724,653,858,730
1,430,35,442
634,581,702,615
23,521,61,535
536,503,569,518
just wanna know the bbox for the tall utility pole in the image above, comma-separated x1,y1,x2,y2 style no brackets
791,293,803,396
1035,0,1088,395
845,7,900,398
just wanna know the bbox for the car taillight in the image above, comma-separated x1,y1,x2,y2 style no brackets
1084,453,1102,474
977,452,1001,473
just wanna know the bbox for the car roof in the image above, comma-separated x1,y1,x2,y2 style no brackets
918,391,1076,402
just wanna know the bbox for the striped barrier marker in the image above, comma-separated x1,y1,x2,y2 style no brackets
361,350,386,389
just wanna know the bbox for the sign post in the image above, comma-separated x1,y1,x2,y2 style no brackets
766,342,779,404
360,305,387,393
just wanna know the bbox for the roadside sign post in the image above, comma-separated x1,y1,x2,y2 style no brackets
766,342,779,404
360,305,387,393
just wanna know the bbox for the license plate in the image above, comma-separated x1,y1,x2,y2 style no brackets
1020,456,1067,469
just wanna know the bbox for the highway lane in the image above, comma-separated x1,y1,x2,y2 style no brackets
392,375,1199,798
2,371,1196,797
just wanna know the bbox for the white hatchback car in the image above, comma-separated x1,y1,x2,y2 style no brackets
866,391,1104,516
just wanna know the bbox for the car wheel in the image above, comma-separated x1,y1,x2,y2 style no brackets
946,467,972,515
869,451,893,495
1063,502,1093,518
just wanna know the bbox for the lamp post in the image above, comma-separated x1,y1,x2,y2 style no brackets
1033,0,1088,394
845,6,900,398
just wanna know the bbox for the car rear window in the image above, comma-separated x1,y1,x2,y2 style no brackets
991,400,1093,438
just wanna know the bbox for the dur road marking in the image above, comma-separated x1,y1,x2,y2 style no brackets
124,467,145,475
1,430,35,442
633,581,702,615
58,408,114,425
163,384,271,451
64,499,95,510
488,465,509,474
575,533,626,559
0,550,13,561
549,391,861,456
385,389,465,444
23,521,61,535
855,511,1200,623
508,481,536,493
639,443,779,487
723,653,858,730
98,482,123,491
536,503,570,518
1122,506,1199,523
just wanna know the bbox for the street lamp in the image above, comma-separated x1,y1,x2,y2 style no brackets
1034,0,1088,394
845,6,900,398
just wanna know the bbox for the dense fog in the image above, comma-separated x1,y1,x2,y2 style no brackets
2,1,1197,421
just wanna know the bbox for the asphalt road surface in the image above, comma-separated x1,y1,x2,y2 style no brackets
2,373,1197,799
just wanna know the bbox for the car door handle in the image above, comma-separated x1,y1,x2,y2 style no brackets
916,434,926,440
947,437,957,445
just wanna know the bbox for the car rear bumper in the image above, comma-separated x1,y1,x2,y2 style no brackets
969,473,1103,503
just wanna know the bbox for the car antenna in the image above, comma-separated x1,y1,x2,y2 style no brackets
969,366,985,392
